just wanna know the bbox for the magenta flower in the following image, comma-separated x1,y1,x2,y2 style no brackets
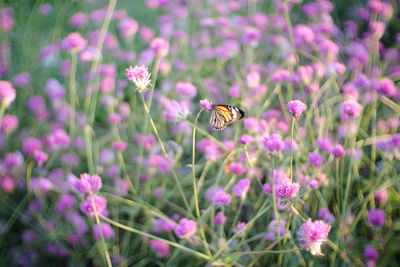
374,189,389,205
275,178,300,200
150,240,170,258
75,173,102,195
1,114,18,133
229,162,246,175
234,222,247,237
33,150,48,166
200,99,213,110
0,81,16,106
341,100,362,120
240,135,255,145
126,65,151,93
119,17,138,40
215,212,227,225
174,218,197,239
0,8,14,33
12,72,31,87
81,195,107,217
368,209,386,227
55,194,76,214
233,178,251,199
206,187,231,207
176,82,197,98
263,134,285,153
297,219,331,256
23,137,42,155
61,32,87,52
93,223,114,240
150,38,169,58
70,12,88,28
332,144,345,158
318,208,336,224
287,100,307,117
153,218,176,233
364,246,379,260
308,151,324,168
112,141,128,151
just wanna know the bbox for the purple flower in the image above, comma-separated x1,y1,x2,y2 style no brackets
112,141,128,151
0,80,16,106
263,183,272,195
308,152,323,168
70,12,88,28
368,209,386,227
55,194,76,214
30,178,54,194
364,246,379,260
81,195,107,217
153,218,176,233
212,188,232,207
234,222,247,237
341,100,362,120
150,38,169,58
316,137,334,153
174,218,197,239
215,212,227,225
233,178,251,199
318,208,335,224
150,240,170,258
75,173,102,195
176,82,197,98
119,17,138,40
0,8,15,32
263,134,284,153
93,223,114,240
297,219,331,256
33,150,48,166
1,114,18,133
275,178,300,200
229,162,246,175
332,144,345,158
240,135,254,145
200,99,213,110
287,100,307,117
126,65,151,93
12,72,31,87
61,32,87,52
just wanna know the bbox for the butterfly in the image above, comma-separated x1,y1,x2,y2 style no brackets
209,104,245,131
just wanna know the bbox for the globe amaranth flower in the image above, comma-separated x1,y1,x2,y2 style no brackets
1,114,18,133
74,173,102,195
364,246,379,260
150,38,169,58
126,65,151,93
263,133,284,153
176,82,197,98
274,178,300,200
234,222,247,237
150,240,170,258
61,32,87,53
81,195,107,217
287,100,307,117
174,218,197,239
297,219,331,256
0,81,16,106
215,212,227,225
233,178,251,199
368,209,386,227
240,134,255,145
93,223,114,240
200,99,213,110
341,100,362,121
308,151,324,168
205,187,232,207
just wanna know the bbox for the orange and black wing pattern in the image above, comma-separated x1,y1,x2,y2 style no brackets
209,104,245,131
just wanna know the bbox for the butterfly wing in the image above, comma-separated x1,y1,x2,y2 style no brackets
209,105,245,131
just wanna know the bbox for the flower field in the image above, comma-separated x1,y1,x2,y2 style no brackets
0,0,399,266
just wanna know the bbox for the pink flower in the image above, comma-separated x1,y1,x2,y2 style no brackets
75,173,102,195
93,223,114,240
33,150,48,166
119,17,138,40
0,81,16,106
1,114,18,133
112,141,128,151
275,178,300,200
61,32,87,53
240,135,254,145
233,178,251,199
341,100,362,120
308,152,323,168
200,99,213,110
215,212,227,225
70,12,88,28
126,65,151,93
176,82,197,98
150,240,170,258
287,100,307,117
229,162,246,174
81,195,107,217
264,134,284,153
174,218,197,239
297,219,331,256
150,38,169,58
0,8,15,32
332,144,344,158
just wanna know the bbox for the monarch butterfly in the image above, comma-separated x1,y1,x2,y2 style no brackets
209,104,245,131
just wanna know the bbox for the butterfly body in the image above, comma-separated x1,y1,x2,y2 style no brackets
209,104,245,131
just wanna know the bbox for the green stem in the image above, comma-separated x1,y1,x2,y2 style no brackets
140,94,190,212
192,109,203,218
0,100,7,124
100,215,210,260
90,195,113,267
68,52,78,140
289,118,296,181
84,125,95,174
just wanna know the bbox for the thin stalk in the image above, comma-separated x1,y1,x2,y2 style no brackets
140,94,190,212
68,52,78,140
84,125,95,174
289,118,295,181
100,216,210,260
90,195,113,267
283,0,298,60
191,109,203,217
0,100,7,124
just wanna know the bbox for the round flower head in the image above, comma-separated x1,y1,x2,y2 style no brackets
0,81,16,106
215,212,227,225
200,99,213,110
274,178,300,200
233,178,251,199
93,223,114,240
150,240,170,258
341,100,362,120
287,100,307,117
297,219,331,256
368,209,386,227
126,65,151,93
150,38,169,58
264,133,284,153
61,32,87,53
174,218,197,239
308,151,323,168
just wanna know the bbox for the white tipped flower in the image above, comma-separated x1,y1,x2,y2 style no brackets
126,65,151,93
